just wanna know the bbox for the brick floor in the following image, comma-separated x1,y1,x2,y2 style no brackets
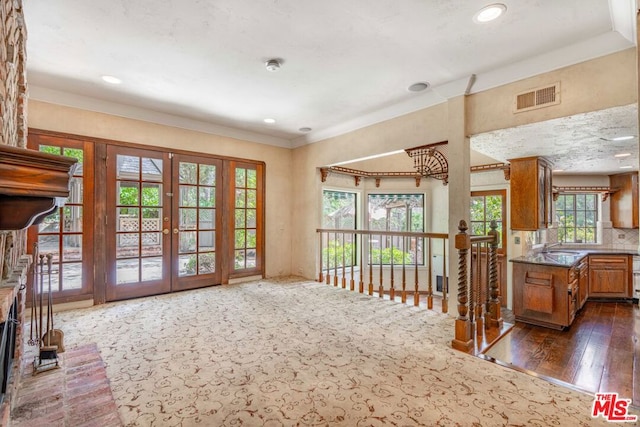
10,343,122,427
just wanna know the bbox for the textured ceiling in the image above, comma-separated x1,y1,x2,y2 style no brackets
471,104,639,175
23,0,637,163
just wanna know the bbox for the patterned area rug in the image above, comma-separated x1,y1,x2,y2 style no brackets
52,278,627,426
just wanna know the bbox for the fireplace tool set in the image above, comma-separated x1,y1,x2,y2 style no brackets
29,243,65,374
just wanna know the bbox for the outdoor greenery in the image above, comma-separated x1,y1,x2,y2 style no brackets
556,193,597,243
470,194,503,247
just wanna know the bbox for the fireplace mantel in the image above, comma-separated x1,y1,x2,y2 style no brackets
0,144,78,230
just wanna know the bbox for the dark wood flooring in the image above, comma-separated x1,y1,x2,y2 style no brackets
484,300,639,407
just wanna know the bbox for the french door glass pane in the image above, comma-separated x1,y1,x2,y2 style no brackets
62,235,82,261
141,257,163,281
117,155,140,179
117,259,139,284
179,162,197,184
63,206,83,232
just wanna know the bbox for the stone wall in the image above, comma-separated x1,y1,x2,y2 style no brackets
0,1,28,425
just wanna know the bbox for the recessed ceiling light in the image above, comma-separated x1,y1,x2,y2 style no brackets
474,3,506,23
263,118,276,124
299,127,312,132
407,82,430,92
612,135,634,141
620,165,633,169
101,75,122,84
614,153,632,158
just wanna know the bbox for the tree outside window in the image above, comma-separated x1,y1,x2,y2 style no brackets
367,194,424,265
556,193,597,243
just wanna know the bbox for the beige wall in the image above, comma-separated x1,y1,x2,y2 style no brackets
28,100,294,278
292,48,637,281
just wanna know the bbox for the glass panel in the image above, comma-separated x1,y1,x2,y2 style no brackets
247,169,257,189
235,168,246,187
38,235,59,262
235,209,245,228
198,231,215,251
247,190,257,209
246,249,256,268
199,209,214,229
565,196,575,210
486,196,502,221
470,197,484,221
63,206,83,232
576,194,586,210
117,155,140,180
141,257,163,281
198,253,215,274
586,195,596,210
246,209,256,228
62,235,82,262
556,195,565,210
67,177,83,204
576,211,586,227
199,164,216,186
39,209,60,233
141,183,162,206
179,208,197,230
142,232,163,256
471,222,485,236
141,209,161,232
179,162,197,184
179,231,197,253
586,211,596,226
117,234,139,258
63,147,84,166
246,229,256,248
116,259,139,284
39,145,61,155
235,250,245,270
48,268,61,293
235,230,246,249
199,187,215,208
61,262,82,290
117,208,139,232
118,182,139,206
142,157,163,182
235,189,246,208
180,186,198,207
179,254,197,276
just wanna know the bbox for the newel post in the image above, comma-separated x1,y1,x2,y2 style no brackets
451,220,473,352
485,220,503,328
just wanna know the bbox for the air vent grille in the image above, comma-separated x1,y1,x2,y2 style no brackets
515,83,560,113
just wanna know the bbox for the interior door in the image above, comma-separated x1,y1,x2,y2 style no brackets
172,154,222,291
106,146,172,301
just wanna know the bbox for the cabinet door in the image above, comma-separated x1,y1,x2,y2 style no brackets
588,255,631,298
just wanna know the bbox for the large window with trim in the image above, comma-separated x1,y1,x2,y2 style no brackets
367,193,424,264
322,190,357,268
555,193,597,243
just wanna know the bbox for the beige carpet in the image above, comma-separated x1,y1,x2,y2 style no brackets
48,278,629,426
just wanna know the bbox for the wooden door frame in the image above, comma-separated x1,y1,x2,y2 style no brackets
29,128,266,305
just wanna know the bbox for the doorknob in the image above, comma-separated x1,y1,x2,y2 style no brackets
163,229,169,235
173,228,179,234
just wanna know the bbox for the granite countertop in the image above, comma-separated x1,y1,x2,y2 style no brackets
509,248,638,268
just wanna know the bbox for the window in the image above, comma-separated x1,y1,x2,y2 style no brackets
470,190,506,250
367,193,424,264
233,163,263,272
555,194,597,243
322,190,357,268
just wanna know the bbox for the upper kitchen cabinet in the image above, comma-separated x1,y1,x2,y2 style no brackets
609,172,638,229
509,157,553,231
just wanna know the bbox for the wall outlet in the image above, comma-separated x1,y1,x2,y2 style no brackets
514,236,521,244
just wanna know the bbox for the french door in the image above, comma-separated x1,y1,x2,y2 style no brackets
105,147,223,301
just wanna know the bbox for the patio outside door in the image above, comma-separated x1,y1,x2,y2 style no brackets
105,146,222,301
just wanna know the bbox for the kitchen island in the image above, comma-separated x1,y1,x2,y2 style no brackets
510,249,635,329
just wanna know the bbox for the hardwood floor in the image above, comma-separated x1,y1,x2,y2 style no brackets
484,300,639,406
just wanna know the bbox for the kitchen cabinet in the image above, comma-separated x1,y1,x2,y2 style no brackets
512,260,579,330
509,156,553,230
588,254,632,298
609,172,638,229
577,257,588,309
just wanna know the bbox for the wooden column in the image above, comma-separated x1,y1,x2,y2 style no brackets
452,220,473,352
485,220,503,328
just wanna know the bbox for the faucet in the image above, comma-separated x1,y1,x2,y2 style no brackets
541,242,561,253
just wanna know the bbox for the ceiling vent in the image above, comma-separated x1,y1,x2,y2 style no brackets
514,83,560,113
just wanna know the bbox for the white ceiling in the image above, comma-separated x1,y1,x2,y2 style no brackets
23,0,638,169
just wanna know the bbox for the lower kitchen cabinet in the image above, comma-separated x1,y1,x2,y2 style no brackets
588,254,632,298
513,261,580,330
